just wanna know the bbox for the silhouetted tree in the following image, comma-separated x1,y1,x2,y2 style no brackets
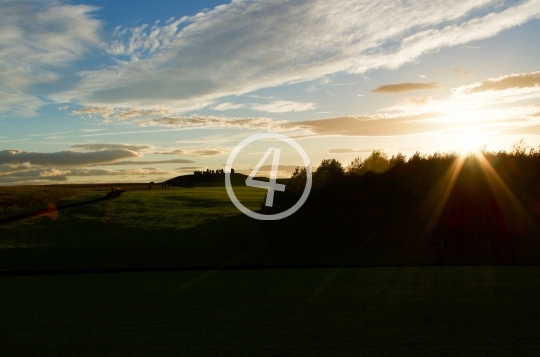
347,150,394,176
314,159,344,187
288,166,310,194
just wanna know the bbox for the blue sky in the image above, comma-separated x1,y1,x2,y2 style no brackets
1,0,540,184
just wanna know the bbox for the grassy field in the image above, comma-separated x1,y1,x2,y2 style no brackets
0,185,95,212
1,267,539,356
0,183,151,219
1,184,540,355
0,186,270,269
0,186,266,229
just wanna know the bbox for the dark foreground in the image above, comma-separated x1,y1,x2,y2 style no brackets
1,266,539,357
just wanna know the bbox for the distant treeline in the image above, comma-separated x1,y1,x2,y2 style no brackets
193,169,231,175
266,141,540,265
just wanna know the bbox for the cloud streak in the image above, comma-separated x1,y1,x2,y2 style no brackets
153,149,186,155
89,159,195,166
250,100,316,113
0,164,174,185
454,70,540,94
0,0,101,115
0,149,139,166
292,113,444,136
53,0,540,111
69,143,153,152
372,82,440,93
328,148,375,154
139,115,291,132
190,149,227,157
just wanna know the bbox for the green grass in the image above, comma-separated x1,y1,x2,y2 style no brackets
0,190,106,221
0,186,270,270
0,185,95,212
98,187,267,230
1,266,539,356
1,186,265,230
0,183,151,219
1,185,539,355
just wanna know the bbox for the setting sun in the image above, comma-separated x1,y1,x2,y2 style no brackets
455,131,488,154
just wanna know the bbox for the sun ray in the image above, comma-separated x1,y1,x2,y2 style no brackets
473,152,538,234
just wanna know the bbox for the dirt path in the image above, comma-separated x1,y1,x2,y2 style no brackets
0,190,123,225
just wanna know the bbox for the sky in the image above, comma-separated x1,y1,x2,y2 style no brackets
1,0,540,185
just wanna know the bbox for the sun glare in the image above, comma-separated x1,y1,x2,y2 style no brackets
457,132,484,154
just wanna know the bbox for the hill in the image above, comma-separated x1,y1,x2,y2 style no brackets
166,172,289,187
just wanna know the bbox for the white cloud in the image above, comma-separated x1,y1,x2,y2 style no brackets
328,148,374,154
89,159,195,166
72,107,170,121
54,0,540,111
0,149,140,166
0,166,173,185
292,103,540,137
292,113,445,136
0,0,101,115
402,95,433,107
69,143,153,152
105,17,189,59
0,90,44,116
250,100,316,113
190,149,227,157
453,70,540,95
38,169,71,178
213,102,246,111
139,115,292,132
372,82,439,94
153,149,186,155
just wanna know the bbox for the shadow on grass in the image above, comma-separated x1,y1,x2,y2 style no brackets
3,191,540,275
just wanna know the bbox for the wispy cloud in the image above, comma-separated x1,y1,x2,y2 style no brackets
454,70,540,94
0,149,139,166
213,102,246,111
0,90,45,116
292,113,443,136
53,0,540,111
190,149,227,157
105,17,188,59
139,115,291,132
174,166,207,173
0,0,101,115
0,166,173,185
69,143,153,152
328,148,374,154
454,68,474,76
214,100,315,113
250,100,316,113
153,149,186,155
72,107,170,121
89,159,195,166
372,82,440,93
402,95,433,107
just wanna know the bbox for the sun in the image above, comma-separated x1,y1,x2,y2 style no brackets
459,132,483,152
453,131,487,155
